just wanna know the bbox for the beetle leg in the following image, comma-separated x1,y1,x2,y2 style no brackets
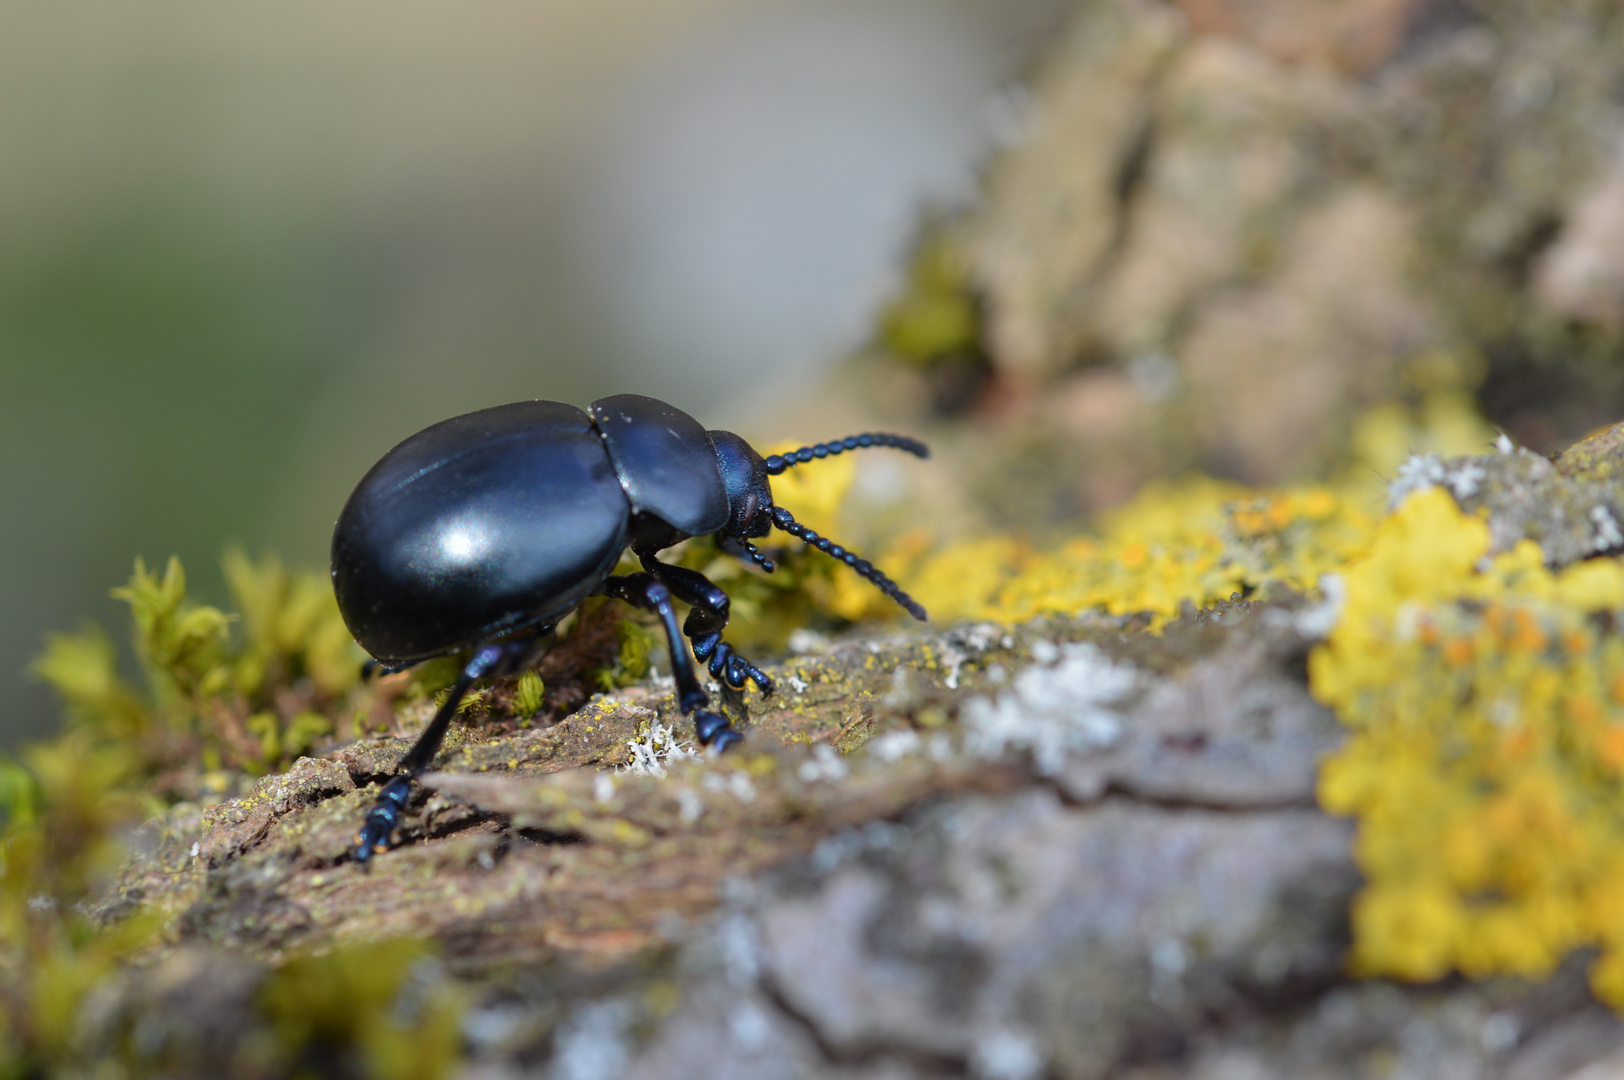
353,642,513,867
596,572,743,751
636,553,773,695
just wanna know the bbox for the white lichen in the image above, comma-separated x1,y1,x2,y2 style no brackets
962,641,1134,774
866,729,923,762
716,912,763,988
726,1000,775,1051
1592,505,1624,552
619,721,699,778
1389,454,1447,509
1448,461,1486,499
702,770,757,803
941,623,1002,689
1294,574,1347,640
796,744,849,783
551,1000,632,1080
1390,453,1493,508
787,628,831,655
969,1029,1045,1080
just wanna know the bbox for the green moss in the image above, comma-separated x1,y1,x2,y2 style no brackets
29,626,150,742
594,616,656,691
877,230,981,368
0,549,382,1073
405,657,464,702
32,552,365,780
0,728,162,1077
258,938,465,1080
513,670,547,720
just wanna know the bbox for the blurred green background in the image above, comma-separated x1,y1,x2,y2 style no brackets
0,0,1070,745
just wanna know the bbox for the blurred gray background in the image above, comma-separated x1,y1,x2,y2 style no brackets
0,0,1070,744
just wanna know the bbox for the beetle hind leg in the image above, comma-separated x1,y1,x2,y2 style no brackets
354,641,519,866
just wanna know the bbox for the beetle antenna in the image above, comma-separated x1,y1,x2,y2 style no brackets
763,433,929,475
741,540,776,573
768,506,926,621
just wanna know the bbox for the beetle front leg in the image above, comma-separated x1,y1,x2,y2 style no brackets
596,573,742,751
636,553,773,695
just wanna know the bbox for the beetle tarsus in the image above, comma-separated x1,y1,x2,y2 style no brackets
691,633,772,695
353,775,413,866
634,553,772,697
693,710,738,747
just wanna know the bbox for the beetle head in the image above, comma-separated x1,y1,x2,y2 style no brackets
708,428,931,621
708,429,775,540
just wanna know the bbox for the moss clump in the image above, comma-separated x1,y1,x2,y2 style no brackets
593,616,656,692
0,549,380,1076
258,939,465,1080
513,670,547,720
0,731,161,1076
32,553,363,783
877,230,981,368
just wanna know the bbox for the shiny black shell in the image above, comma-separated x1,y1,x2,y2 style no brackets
330,399,653,663
590,394,728,537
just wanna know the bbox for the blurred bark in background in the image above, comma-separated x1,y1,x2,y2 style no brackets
850,0,1624,529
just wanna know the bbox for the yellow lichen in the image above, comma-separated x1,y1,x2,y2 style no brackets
1311,488,1624,1001
816,476,1372,630
770,403,1624,1008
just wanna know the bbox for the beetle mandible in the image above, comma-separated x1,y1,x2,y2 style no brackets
332,393,929,864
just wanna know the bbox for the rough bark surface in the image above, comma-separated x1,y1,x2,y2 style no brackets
86,577,1623,1078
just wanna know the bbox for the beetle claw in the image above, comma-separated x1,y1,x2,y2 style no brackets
694,635,772,695
693,710,738,747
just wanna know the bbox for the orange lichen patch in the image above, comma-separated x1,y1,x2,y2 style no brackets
1442,637,1474,667
1311,488,1624,1005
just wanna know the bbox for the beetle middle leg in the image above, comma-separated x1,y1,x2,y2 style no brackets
595,572,742,751
636,552,773,695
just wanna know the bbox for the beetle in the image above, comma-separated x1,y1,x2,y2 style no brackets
332,393,929,864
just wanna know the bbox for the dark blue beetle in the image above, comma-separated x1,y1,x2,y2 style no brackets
333,393,928,863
